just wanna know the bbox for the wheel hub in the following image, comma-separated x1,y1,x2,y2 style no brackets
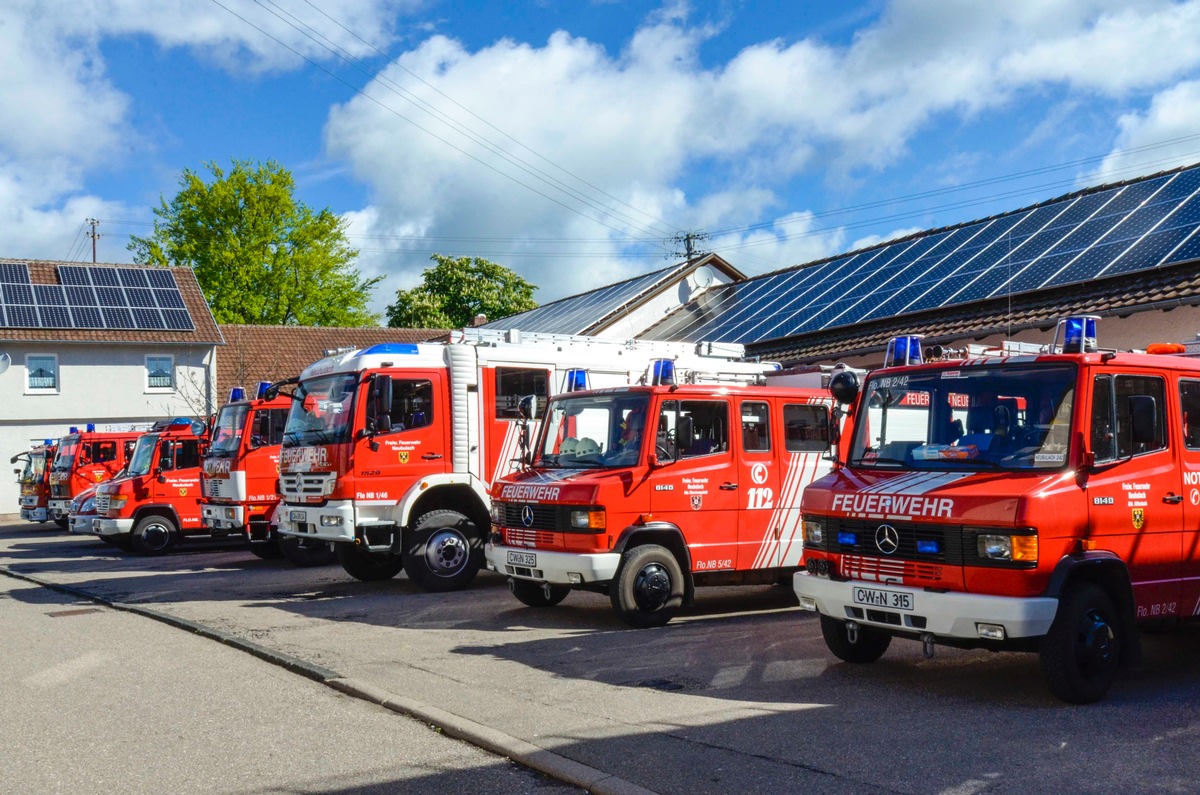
1075,609,1115,676
140,522,170,551
425,529,467,576
633,563,671,612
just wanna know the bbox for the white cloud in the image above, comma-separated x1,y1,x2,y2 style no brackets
1093,80,1200,183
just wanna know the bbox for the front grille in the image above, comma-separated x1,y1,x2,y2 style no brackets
280,472,334,501
826,517,964,565
51,484,69,498
503,527,557,547
203,478,228,499
95,494,110,513
840,553,943,582
496,503,601,534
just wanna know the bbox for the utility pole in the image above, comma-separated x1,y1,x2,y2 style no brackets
85,218,101,263
668,230,709,262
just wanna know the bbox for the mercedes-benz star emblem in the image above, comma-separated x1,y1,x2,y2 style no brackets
521,505,535,527
875,524,899,555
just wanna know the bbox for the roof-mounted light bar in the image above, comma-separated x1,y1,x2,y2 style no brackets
1053,315,1099,354
563,369,590,392
650,359,676,386
229,386,246,402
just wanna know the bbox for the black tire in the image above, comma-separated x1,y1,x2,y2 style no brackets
105,534,134,552
819,614,891,663
402,509,483,592
98,535,117,547
336,541,405,581
247,539,283,560
279,535,336,567
1039,582,1120,704
54,517,69,530
509,578,570,608
130,515,178,556
610,544,685,628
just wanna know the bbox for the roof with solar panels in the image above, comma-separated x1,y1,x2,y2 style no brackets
635,162,1200,364
0,259,222,345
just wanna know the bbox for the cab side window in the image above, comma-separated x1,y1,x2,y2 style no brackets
741,401,771,453
367,378,435,432
495,368,548,420
1092,374,1166,461
1180,379,1200,450
660,400,729,458
784,404,830,452
254,408,288,446
94,442,117,463
175,440,202,469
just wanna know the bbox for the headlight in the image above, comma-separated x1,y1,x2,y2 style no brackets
320,515,343,527
569,509,605,529
802,517,825,545
489,503,504,524
81,498,96,513
977,533,1037,562
223,507,236,519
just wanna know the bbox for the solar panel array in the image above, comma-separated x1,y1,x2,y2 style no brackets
0,264,195,331
641,165,1200,345
486,263,684,334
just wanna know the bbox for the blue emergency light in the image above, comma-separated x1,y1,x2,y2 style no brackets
1059,315,1098,354
69,426,78,434
885,335,924,367
917,539,941,554
564,369,590,392
256,381,272,399
229,386,246,402
650,359,676,386
86,423,95,432
837,532,858,546
43,438,52,446
361,343,420,356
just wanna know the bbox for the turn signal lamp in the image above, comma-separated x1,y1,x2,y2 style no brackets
569,509,606,529
650,359,676,385
1057,315,1099,354
229,386,246,402
885,335,924,367
564,369,590,392
256,381,272,399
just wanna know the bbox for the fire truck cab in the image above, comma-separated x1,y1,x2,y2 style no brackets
12,441,56,524
90,419,209,555
274,329,768,592
486,365,844,627
48,425,140,527
201,385,331,565
795,317,1200,703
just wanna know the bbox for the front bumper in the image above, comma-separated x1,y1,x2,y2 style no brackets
69,513,97,534
49,499,70,519
793,572,1059,640
485,542,620,586
201,503,245,532
276,501,358,543
91,517,134,538
20,507,49,523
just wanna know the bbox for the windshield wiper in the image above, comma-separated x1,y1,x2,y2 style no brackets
853,456,908,467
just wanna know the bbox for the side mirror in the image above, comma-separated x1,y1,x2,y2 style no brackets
1128,395,1157,448
154,466,165,484
678,415,694,450
264,386,279,401
376,414,393,434
518,395,539,420
829,370,860,406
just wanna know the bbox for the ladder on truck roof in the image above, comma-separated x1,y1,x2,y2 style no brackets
453,327,747,360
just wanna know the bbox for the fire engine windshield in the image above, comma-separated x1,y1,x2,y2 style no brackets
849,364,1077,471
283,373,358,447
125,435,160,477
536,393,651,468
209,404,249,456
52,439,79,472
18,454,44,484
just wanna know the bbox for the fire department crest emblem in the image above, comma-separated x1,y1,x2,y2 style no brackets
178,488,188,496
399,451,410,464
1132,508,1145,530
690,495,702,511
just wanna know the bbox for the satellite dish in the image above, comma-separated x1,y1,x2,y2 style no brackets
692,265,715,289
0,353,10,375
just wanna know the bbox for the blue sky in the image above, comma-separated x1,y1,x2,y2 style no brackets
5,0,1200,321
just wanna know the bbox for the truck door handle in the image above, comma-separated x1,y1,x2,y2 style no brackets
1164,494,1183,504
719,483,737,491
421,453,443,460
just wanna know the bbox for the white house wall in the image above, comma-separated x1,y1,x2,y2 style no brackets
594,270,736,339
0,342,216,514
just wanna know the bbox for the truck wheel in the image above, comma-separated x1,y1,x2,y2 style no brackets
1039,582,1120,704
54,517,69,530
280,536,336,567
335,542,405,581
403,509,483,592
130,516,177,556
819,614,891,663
509,578,570,608
247,540,283,560
610,544,684,628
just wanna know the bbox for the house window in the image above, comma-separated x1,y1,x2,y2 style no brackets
147,355,175,390
26,355,58,392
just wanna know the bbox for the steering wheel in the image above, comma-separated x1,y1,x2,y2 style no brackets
656,444,672,459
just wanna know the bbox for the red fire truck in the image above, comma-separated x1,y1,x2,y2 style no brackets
201,385,333,566
485,365,843,626
90,418,209,555
12,440,56,524
795,317,1200,703
274,329,771,591
48,425,141,527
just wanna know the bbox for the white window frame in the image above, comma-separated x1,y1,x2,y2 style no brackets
25,354,59,395
146,354,176,393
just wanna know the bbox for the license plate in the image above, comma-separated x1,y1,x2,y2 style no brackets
507,551,537,567
852,586,913,611
289,510,307,522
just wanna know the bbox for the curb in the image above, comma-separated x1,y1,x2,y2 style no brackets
0,565,658,795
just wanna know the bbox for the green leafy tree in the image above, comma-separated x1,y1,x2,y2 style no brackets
129,159,381,326
387,254,537,328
